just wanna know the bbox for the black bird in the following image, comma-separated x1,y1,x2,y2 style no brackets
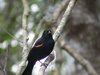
22,29,55,75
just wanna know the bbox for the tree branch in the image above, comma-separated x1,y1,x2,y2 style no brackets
38,54,54,75
30,0,70,47
16,0,30,75
0,44,10,75
61,39,98,75
38,0,77,74
53,0,77,41
51,0,70,23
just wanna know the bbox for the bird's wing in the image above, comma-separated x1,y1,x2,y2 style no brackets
33,37,44,48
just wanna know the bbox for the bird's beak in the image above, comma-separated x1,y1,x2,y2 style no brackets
48,30,51,34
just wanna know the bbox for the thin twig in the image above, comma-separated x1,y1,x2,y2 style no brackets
5,31,23,44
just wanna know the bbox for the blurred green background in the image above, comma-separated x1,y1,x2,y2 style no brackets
0,0,100,75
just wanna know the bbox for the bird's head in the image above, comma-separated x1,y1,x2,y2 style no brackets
42,29,52,39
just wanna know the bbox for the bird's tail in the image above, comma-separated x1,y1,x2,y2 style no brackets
22,60,36,75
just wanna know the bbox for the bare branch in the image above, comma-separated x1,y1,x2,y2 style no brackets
3,45,9,75
5,31,23,45
22,0,29,30
54,42,63,75
0,44,10,75
61,40,98,75
51,0,70,23
43,0,70,27
38,54,54,75
0,62,6,75
30,0,70,47
53,0,77,41
16,0,29,75
39,0,77,74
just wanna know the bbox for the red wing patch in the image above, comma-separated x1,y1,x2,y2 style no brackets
34,43,43,48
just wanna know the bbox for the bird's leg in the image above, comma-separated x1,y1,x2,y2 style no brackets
39,60,42,64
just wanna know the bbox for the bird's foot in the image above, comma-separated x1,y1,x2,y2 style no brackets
39,61,48,67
